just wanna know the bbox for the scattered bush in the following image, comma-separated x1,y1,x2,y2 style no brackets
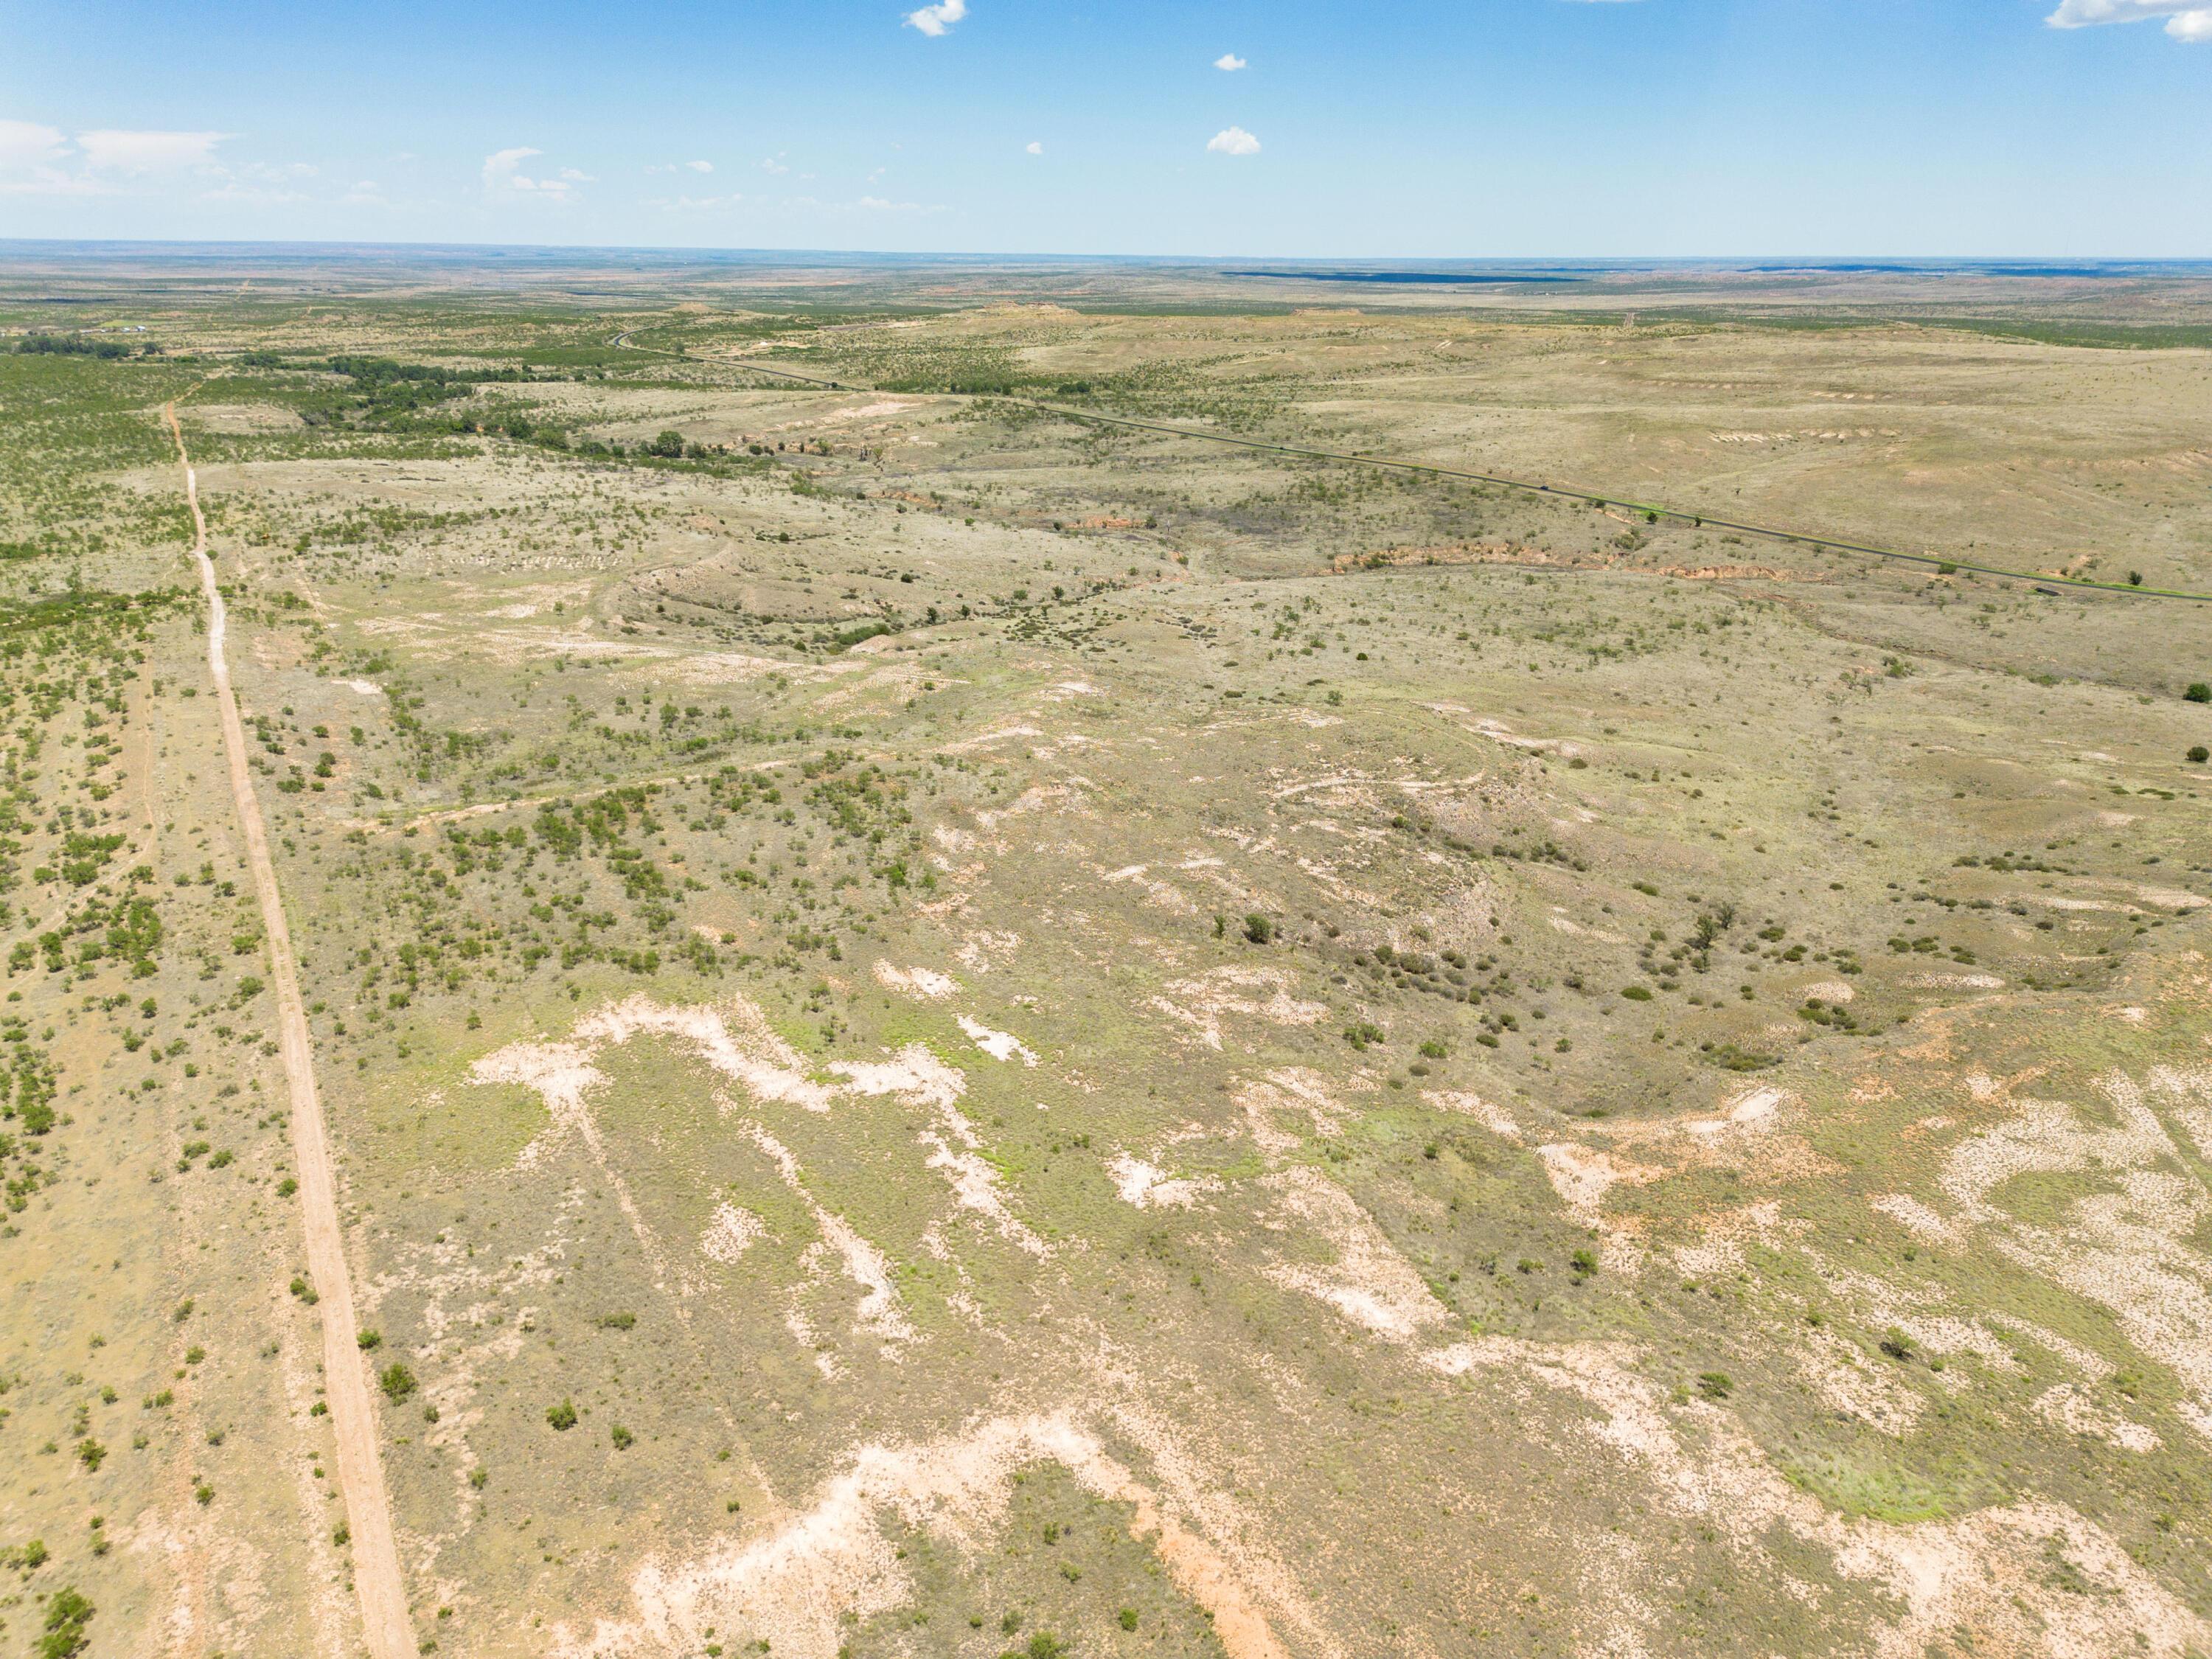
38,1586,94,1658
546,1399,578,1432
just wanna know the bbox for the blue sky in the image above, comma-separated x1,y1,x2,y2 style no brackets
1,0,2207,257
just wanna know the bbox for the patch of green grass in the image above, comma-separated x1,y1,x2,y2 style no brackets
1784,1450,1961,1523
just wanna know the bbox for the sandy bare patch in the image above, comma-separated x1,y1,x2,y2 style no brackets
1107,1154,1221,1211
1259,1168,1447,1341
1797,1326,1927,1436
872,961,956,998
560,1412,1297,1659
1424,1088,1521,1141
475,999,1055,1343
953,928,1020,972
1870,1192,1964,1246
1234,1068,1355,1152
1419,1335,2210,1658
1537,1142,1664,1228
941,723,1044,755
2032,1383,2160,1453
740,1121,915,1352
1151,965,1326,1051
1942,1069,2212,1435
641,651,801,686
700,1201,766,1265
183,402,304,434
956,1015,1038,1066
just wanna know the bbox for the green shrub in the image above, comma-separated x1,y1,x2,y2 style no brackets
38,1586,94,1658
378,1363,417,1403
546,1399,578,1432
2185,682,2210,703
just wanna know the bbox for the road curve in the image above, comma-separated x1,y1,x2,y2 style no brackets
165,406,417,1659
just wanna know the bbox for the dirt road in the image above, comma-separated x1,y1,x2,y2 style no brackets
166,406,417,1659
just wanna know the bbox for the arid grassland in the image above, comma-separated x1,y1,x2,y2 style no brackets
3,251,2211,1659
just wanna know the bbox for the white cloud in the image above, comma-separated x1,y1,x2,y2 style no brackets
2046,0,2212,33
1214,52,1247,70
1026,140,1043,154
647,192,744,212
905,0,967,36
851,194,943,212
201,180,308,206
1206,125,1261,156
686,159,713,173
0,119,65,167
483,145,579,197
759,153,790,174
77,129,229,172
482,145,540,188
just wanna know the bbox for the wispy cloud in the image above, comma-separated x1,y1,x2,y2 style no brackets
646,192,745,212
905,0,967,36
77,129,231,172
1214,52,1247,70
199,157,316,204
0,119,65,167
1206,125,1261,156
483,145,580,197
2046,0,2212,35
1,122,243,196
1026,140,1043,154
482,145,539,187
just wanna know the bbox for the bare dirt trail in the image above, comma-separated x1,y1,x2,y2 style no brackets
166,406,417,1659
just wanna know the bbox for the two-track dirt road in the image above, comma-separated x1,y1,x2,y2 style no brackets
166,405,416,1659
